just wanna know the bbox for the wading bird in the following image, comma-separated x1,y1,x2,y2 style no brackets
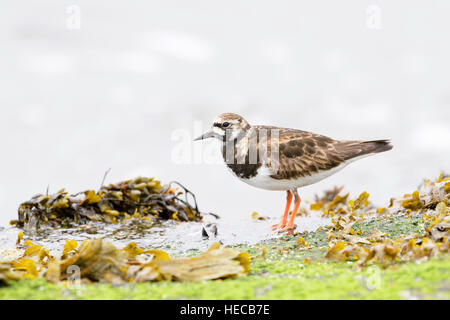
194,113,392,234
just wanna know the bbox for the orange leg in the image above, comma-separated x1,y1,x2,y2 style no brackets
279,190,301,235
271,190,293,230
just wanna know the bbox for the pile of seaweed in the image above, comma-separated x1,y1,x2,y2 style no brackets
12,177,203,229
305,173,450,267
0,239,250,285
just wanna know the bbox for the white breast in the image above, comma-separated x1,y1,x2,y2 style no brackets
232,154,371,191
236,163,345,190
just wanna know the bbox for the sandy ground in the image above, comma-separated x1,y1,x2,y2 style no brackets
0,1,449,227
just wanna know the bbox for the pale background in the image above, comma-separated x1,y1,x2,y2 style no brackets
1,1,449,226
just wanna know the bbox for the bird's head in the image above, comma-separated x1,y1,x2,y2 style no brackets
194,113,250,142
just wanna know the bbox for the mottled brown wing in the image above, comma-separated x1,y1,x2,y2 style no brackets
260,126,392,180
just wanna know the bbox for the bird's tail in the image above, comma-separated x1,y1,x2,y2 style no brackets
338,139,393,162
360,139,393,154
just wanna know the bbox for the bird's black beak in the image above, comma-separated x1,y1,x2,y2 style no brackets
194,128,215,141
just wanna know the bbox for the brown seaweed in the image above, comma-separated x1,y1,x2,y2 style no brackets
12,177,205,230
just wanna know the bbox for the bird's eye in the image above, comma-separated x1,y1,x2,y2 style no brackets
222,122,230,128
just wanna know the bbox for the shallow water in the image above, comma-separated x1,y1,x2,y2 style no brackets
1,1,450,229
0,215,331,257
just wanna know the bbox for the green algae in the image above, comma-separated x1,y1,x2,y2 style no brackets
1,214,449,300
1,255,448,300
352,215,426,239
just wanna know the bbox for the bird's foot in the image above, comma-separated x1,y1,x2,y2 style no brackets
278,224,297,235
270,222,286,231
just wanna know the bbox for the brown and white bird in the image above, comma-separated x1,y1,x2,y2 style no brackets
194,113,392,234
